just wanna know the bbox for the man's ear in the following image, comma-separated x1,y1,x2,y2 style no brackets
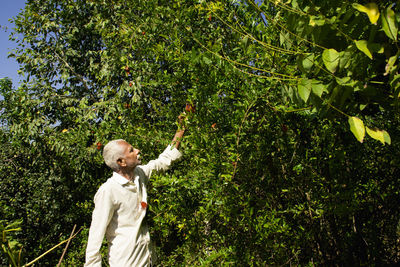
117,158,126,167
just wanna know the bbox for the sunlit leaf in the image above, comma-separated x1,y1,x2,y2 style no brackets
335,76,358,87
348,116,365,143
385,53,398,75
309,16,325,26
336,76,351,85
366,127,391,145
311,80,326,97
381,7,398,41
297,78,312,102
383,130,391,145
322,49,339,73
355,40,373,59
366,127,385,144
297,53,314,73
352,3,380,25
203,56,212,65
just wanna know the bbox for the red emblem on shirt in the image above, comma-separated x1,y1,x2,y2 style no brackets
140,201,148,209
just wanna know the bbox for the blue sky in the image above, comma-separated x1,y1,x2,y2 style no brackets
0,0,27,87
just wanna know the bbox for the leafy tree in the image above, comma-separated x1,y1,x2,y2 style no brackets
204,0,399,143
1,0,400,265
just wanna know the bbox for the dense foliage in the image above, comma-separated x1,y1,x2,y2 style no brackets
1,0,400,265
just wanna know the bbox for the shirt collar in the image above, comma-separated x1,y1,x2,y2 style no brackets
111,172,131,185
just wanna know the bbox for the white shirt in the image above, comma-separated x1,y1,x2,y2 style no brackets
85,145,182,267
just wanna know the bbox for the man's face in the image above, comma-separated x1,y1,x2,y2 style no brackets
118,141,141,170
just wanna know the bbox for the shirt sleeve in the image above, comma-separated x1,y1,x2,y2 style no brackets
84,185,115,267
140,145,182,178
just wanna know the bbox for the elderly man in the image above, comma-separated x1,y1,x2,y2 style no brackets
85,117,185,266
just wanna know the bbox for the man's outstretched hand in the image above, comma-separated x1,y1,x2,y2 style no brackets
177,112,187,130
172,113,187,149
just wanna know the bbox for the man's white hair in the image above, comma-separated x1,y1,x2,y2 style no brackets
103,139,126,171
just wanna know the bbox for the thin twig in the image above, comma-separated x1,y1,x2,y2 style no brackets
53,50,90,91
23,227,81,267
56,224,76,267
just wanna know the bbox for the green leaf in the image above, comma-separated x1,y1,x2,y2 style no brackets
279,31,291,49
366,127,384,144
322,49,340,73
335,76,351,85
241,35,249,48
203,56,212,65
297,53,314,73
297,78,312,102
355,40,373,59
338,51,351,70
381,7,398,41
311,80,326,97
369,43,384,54
335,76,358,87
385,52,399,75
383,130,391,145
309,16,325,27
391,74,400,97
352,3,380,25
348,116,365,143
366,127,391,145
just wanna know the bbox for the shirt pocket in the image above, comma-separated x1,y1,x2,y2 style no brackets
116,186,136,207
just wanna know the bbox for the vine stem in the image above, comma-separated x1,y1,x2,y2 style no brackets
326,102,350,117
247,0,328,50
207,3,302,55
189,31,298,81
231,101,254,180
232,94,273,180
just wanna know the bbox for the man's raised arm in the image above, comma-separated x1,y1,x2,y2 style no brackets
139,113,186,177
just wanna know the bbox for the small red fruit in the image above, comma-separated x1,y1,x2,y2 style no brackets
211,123,217,129
142,31,145,35
125,66,130,76
96,142,102,150
129,81,133,87
140,201,148,209
208,15,212,22
185,103,195,113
